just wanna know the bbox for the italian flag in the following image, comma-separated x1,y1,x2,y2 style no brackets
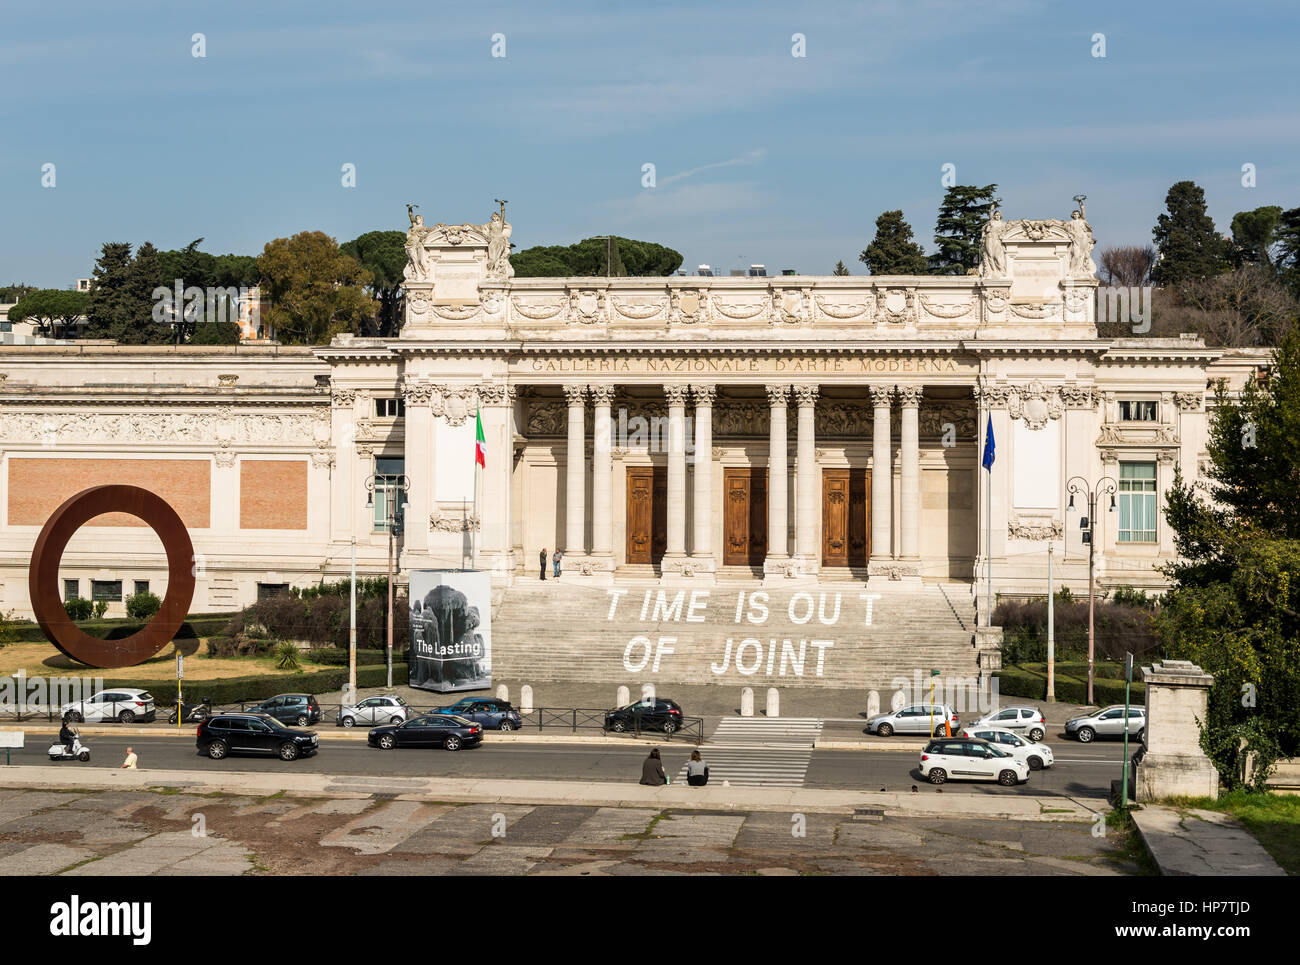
474,406,487,468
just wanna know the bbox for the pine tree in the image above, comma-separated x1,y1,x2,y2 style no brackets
1151,180,1229,285
929,185,997,274
860,210,928,274
832,260,850,276
1274,206,1300,298
85,242,135,340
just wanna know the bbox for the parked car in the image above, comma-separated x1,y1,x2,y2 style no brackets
968,706,1047,742
368,715,483,751
244,694,322,727
960,726,1055,770
338,694,412,727
604,698,684,734
61,688,157,724
865,703,959,737
197,713,319,761
919,737,1030,786
1065,705,1146,743
428,697,523,731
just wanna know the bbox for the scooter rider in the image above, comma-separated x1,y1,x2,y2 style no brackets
59,713,79,755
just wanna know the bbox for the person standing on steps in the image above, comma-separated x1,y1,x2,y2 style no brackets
639,747,667,786
685,749,709,786
553,548,563,579
539,548,547,580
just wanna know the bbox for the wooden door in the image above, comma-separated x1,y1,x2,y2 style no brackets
822,468,870,567
723,468,768,566
626,467,668,564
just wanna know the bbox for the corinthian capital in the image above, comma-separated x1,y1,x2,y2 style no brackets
868,384,894,408
691,384,718,406
588,384,617,405
664,384,691,406
765,384,791,406
562,384,588,406
896,384,923,407
793,385,820,407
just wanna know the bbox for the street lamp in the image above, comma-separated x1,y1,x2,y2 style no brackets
1066,474,1117,705
366,473,410,689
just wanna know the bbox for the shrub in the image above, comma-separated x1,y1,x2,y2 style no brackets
125,591,162,621
0,609,18,648
206,632,275,658
93,600,108,619
65,597,93,621
994,595,1163,663
227,592,409,651
273,640,301,671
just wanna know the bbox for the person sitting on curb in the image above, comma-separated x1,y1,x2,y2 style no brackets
686,749,709,786
639,747,667,786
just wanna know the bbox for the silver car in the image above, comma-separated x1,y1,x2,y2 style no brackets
337,694,412,728
865,703,959,737
969,706,1047,742
961,726,1055,770
1064,705,1145,743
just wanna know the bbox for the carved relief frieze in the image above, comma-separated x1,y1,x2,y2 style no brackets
1174,392,1203,412
713,299,767,321
875,288,917,325
0,410,331,447
1007,380,1063,430
430,511,480,533
1008,514,1062,540
611,296,668,320
814,294,874,321
918,293,975,319
510,296,566,321
567,288,607,325
670,289,710,325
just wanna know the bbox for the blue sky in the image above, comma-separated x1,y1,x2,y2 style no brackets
2,0,1297,286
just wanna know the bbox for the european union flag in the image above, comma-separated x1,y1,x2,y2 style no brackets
981,415,996,471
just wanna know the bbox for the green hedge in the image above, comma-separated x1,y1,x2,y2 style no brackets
997,662,1144,706
10,614,234,644
305,648,388,667
114,662,409,707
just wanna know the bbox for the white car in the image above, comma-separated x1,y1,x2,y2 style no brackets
337,694,412,727
968,706,1047,742
919,737,1030,786
61,688,156,724
961,726,1055,770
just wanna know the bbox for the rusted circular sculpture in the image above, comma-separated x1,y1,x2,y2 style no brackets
29,485,196,668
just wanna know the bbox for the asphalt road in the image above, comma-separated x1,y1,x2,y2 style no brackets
8,733,1125,798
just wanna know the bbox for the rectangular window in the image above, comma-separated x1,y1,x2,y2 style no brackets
64,579,79,601
257,582,289,600
90,580,122,602
1119,400,1158,422
373,456,405,532
1118,462,1157,543
375,398,405,418
134,580,150,596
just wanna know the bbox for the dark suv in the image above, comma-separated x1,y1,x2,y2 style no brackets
605,698,684,734
244,694,321,727
197,713,319,761
429,697,523,731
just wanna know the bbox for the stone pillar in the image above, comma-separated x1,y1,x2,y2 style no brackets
477,383,513,580
764,384,791,575
1136,660,1220,801
663,385,690,562
691,385,716,570
563,384,587,556
589,384,616,567
869,384,893,566
898,384,922,566
401,380,433,561
794,385,819,572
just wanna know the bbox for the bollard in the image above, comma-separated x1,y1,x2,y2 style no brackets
740,687,754,717
890,689,906,712
616,685,630,706
520,685,534,715
496,684,509,703
765,688,779,718
641,682,655,701
866,690,880,718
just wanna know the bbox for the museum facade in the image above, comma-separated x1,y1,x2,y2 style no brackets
0,208,1269,622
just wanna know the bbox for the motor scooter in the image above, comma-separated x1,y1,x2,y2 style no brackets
168,697,212,724
47,736,91,763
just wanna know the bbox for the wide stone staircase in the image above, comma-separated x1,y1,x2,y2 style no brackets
490,579,980,690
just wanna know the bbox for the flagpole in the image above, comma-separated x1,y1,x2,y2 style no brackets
471,455,478,572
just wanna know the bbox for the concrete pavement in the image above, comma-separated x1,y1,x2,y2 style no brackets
1131,805,1286,876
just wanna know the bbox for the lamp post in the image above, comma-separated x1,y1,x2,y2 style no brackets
1066,474,1117,705
366,473,410,690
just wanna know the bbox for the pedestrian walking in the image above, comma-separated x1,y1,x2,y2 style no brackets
639,747,667,786
539,548,547,580
685,749,709,786
553,549,563,578
121,747,138,769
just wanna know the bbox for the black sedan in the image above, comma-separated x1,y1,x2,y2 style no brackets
604,698,684,734
368,714,484,751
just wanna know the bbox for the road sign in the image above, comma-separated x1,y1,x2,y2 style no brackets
176,652,184,679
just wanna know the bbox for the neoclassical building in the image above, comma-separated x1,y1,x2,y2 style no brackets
0,207,1270,626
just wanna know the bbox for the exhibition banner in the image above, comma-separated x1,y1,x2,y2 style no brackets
408,570,492,693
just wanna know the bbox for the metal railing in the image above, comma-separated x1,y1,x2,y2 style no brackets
525,706,704,744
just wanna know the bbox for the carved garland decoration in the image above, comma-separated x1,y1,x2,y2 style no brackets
510,296,566,320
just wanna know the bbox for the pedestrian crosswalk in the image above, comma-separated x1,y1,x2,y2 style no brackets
673,717,823,787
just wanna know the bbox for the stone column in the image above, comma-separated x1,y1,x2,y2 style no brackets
589,384,616,567
663,384,690,562
691,385,716,570
1136,660,1219,801
794,385,819,571
764,384,791,575
869,384,893,565
563,383,587,556
898,384,922,565
400,380,433,561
